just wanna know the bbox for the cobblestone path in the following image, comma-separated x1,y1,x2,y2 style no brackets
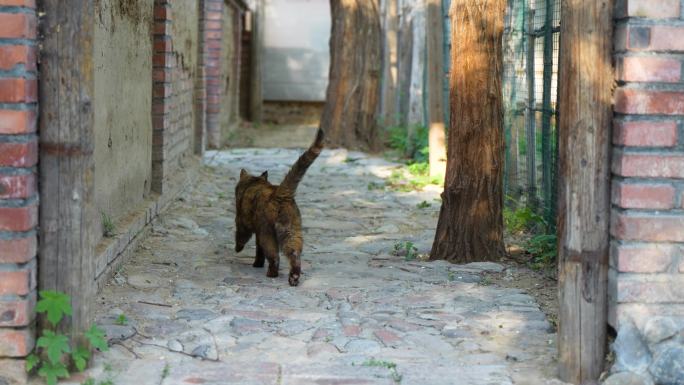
60,148,567,385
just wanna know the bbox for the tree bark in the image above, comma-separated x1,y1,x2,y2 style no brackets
430,0,505,263
380,0,399,127
425,0,446,177
322,0,382,151
557,0,613,382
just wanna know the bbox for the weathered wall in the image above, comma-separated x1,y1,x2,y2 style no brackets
608,1,684,383
0,2,39,383
219,4,239,144
94,0,154,232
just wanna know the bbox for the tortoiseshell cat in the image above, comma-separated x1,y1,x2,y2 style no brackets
234,128,324,286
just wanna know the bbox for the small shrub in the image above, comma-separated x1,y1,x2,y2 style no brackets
28,291,109,385
525,234,558,269
416,200,431,209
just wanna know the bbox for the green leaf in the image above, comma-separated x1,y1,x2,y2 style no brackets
115,314,127,326
36,290,72,326
25,353,40,372
37,329,71,364
72,346,90,372
37,360,69,385
85,324,108,351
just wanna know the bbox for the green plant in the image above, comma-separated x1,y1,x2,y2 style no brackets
27,291,109,385
361,358,402,383
217,192,226,200
386,124,428,163
101,212,115,238
503,205,546,234
385,168,442,192
393,241,418,261
416,200,431,209
367,181,385,191
525,233,558,268
115,314,127,326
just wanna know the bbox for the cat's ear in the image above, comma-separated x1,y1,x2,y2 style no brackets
240,169,248,180
260,171,268,180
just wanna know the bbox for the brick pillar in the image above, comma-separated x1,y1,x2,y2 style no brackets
202,0,224,149
611,0,684,327
151,0,175,193
0,1,38,384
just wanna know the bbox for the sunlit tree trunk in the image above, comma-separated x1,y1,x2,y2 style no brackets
321,0,382,150
430,0,505,262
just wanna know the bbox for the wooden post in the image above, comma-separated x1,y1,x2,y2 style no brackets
426,0,447,178
540,0,555,223
557,0,613,382
38,0,97,343
524,5,537,208
249,0,264,123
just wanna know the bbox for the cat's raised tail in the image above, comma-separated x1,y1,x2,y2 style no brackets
275,127,324,199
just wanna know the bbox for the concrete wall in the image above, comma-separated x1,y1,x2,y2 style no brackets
94,0,154,235
262,0,330,101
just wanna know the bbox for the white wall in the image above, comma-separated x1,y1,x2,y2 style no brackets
262,0,330,101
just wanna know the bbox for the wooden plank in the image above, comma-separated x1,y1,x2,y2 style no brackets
426,0,446,178
557,0,614,382
524,5,537,208
38,0,97,343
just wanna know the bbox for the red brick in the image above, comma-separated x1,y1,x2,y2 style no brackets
204,30,222,40
342,325,361,337
0,205,37,232
0,328,34,357
0,291,35,327
0,45,36,71
153,21,171,35
611,211,684,242
206,11,222,20
612,181,675,209
0,109,36,135
611,243,675,273
0,78,37,103
0,269,32,296
617,56,680,82
0,236,36,264
616,0,681,18
153,83,173,98
0,140,38,167
615,89,684,115
154,5,171,20
153,37,172,53
0,13,36,39
0,174,35,200
373,329,401,346
204,20,221,30
0,358,28,385
613,151,684,178
617,275,684,303
650,26,684,51
613,120,677,147
0,0,36,6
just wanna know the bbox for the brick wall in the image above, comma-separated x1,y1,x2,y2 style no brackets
0,0,38,383
202,0,225,148
152,0,199,193
610,0,684,329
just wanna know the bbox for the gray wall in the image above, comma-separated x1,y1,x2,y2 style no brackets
262,0,330,101
94,0,154,236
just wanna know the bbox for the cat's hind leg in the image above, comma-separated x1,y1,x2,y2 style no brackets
276,221,303,287
257,227,279,277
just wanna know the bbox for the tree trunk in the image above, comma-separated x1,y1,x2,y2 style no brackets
380,0,399,127
425,0,446,178
322,0,382,151
430,0,505,263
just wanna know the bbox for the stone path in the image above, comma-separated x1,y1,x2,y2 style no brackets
61,148,567,385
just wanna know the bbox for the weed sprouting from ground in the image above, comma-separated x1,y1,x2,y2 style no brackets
393,241,418,261
101,212,115,237
360,358,402,383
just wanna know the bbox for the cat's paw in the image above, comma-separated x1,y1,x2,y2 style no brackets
288,272,300,286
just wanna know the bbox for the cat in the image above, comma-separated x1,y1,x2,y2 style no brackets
234,128,324,286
